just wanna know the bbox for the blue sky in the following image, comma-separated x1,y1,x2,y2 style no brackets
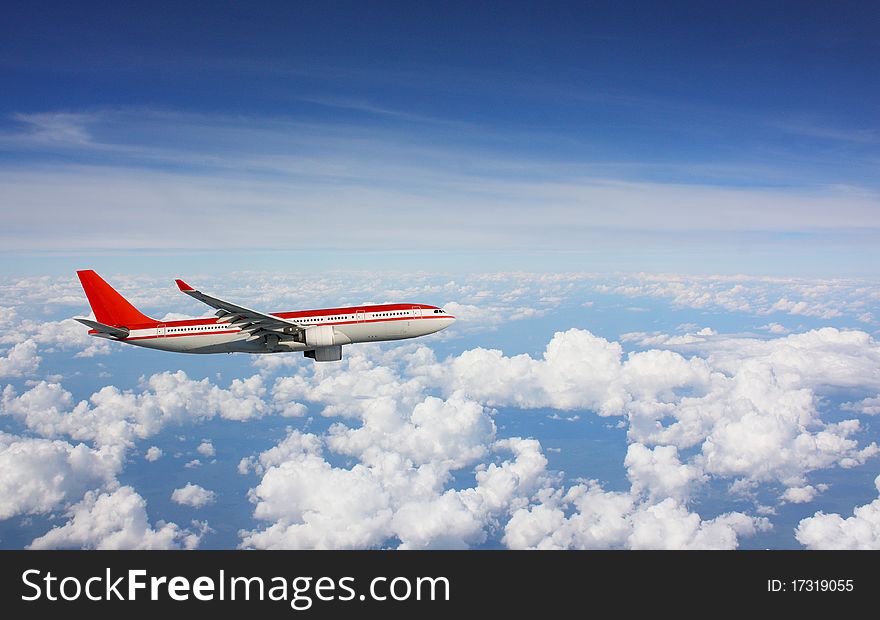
1,1,878,275
2,3,880,550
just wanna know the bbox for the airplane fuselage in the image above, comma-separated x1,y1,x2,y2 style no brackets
91,303,454,354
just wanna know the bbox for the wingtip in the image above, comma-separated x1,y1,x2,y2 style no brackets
175,279,195,292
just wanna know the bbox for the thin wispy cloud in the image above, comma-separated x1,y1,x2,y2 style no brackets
1,108,878,272
8,112,96,147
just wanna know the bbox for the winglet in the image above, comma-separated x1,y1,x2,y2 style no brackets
175,279,195,292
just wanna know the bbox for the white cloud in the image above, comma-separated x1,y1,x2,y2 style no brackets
0,317,112,359
196,440,215,457
244,361,772,551
171,483,216,508
625,329,880,491
29,486,205,549
699,329,880,392
780,484,827,504
769,297,842,319
418,328,718,418
795,475,880,549
627,499,768,550
415,329,633,415
0,432,121,519
502,480,769,550
620,330,711,347
440,301,544,331
1,371,269,449
0,341,41,378
624,443,705,503
144,446,163,462
842,396,880,415
326,394,494,469
29,318,113,358
240,435,395,549
271,349,428,420
239,396,552,550
12,112,94,145
412,326,880,495
237,458,251,475
595,273,875,321
759,323,790,334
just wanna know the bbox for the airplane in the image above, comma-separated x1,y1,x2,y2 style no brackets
74,270,455,362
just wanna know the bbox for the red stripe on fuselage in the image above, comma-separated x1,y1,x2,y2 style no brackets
117,304,448,331
275,303,442,320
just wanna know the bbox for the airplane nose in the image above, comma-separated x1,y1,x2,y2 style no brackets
433,315,455,332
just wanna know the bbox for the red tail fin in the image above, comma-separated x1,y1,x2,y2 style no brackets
76,270,157,327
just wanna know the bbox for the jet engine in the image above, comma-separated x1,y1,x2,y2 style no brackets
305,345,343,362
304,325,335,347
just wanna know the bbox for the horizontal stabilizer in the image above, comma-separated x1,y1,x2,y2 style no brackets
75,318,130,339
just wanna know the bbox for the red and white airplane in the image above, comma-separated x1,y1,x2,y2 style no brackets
75,270,455,361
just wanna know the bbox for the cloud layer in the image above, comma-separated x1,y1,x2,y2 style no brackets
2,270,880,549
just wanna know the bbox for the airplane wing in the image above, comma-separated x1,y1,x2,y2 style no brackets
175,279,303,339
